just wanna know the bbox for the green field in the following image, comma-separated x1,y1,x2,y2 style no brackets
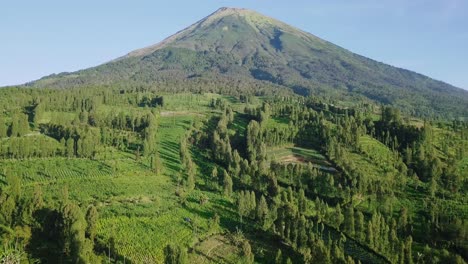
5,109,259,263
268,145,335,171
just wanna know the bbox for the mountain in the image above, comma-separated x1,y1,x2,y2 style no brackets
29,7,468,118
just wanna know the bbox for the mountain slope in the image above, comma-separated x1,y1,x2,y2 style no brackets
30,7,468,118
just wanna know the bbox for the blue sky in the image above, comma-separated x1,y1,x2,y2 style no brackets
1,0,467,89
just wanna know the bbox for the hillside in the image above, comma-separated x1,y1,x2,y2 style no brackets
29,7,468,119
1,6,467,264
0,86,466,263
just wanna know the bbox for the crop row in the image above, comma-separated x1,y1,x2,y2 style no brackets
21,167,110,182
96,208,204,263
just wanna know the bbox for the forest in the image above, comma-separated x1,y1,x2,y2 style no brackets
0,84,466,263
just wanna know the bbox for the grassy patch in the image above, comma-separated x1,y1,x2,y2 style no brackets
0,158,112,185
191,234,243,263
264,116,289,130
268,145,337,175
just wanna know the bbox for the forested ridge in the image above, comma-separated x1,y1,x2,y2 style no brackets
28,7,468,120
0,84,466,263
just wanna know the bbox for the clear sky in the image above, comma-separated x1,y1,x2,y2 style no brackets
1,0,467,90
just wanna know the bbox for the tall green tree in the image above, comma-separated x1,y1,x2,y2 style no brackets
256,195,269,226
223,170,233,197
33,102,45,126
355,211,365,242
344,206,355,236
10,113,29,137
334,204,344,230
65,138,75,158
85,205,98,241
242,240,254,264
0,116,7,138
275,249,282,264
61,202,93,263
405,236,413,264
211,167,219,189
164,244,188,264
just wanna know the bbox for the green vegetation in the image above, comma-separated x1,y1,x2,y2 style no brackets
1,84,466,263
29,8,468,119
1,7,468,264
268,146,328,163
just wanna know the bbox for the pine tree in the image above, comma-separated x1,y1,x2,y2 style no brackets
223,170,233,197
298,215,308,248
7,172,21,201
399,241,405,264
242,240,254,264
345,206,355,236
249,191,256,218
298,189,306,212
66,138,75,158
390,219,399,256
366,221,374,247
61,202,92,262
398,207,408,234
211,167,218,188
267,174,280,197
237,191,247,221
405,236,413,264
275,249,282,264
33,102,44,126
10,117,18,137
356,211,365,242
346,256,355,264
231,150,242,177
0,116,7,138
18,113,30,136
85,205,98,241
256,195,269,227
0,173,21,226
334,204,344,230
246,120,261,161
79,110,88,124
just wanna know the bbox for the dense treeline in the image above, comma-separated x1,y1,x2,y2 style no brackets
189,96,467,263
0,94,160,160
0,87,165,261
